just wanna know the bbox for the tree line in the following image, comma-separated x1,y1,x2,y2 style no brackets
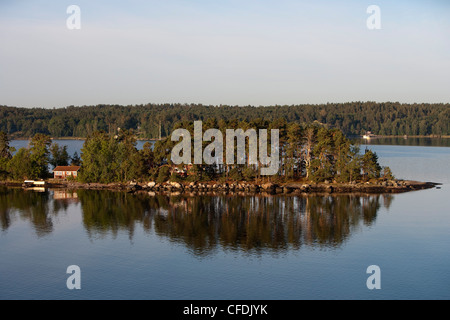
0,132,81,181
0,102,448,139
0,118,393,184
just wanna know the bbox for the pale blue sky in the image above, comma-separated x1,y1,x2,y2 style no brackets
0,0,449,108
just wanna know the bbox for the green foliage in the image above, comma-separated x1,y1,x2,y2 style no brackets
309,128,335,182
156,166,171,184
186,174,200,183
0,103,448,139
148,167,159,181
217,176,228,184
70,152,81,166
29,134,52,179
66,175,77,182
7,148,32,180
79,130,146,183
382,166,395,180
188,165,203,182
0,131,13,179
361,149,382,180
228,167,243,182
5,133,52,180
49,143,70,169
242,167,256,181
169,170,184,183
140,142,155,175
1,118,387,185
0,132,13,160
202,165,215,181
270,173,286,184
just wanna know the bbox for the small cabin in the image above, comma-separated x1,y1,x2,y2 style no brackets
53,166,81,180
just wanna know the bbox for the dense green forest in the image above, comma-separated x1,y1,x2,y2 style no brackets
1,102,448,139
1,120,391,184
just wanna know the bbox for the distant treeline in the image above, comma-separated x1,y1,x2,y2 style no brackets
0,102,449,139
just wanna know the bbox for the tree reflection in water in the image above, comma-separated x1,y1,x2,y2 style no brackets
0,187,55,237
0,187,393,255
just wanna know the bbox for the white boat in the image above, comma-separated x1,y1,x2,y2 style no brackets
22,180,47,187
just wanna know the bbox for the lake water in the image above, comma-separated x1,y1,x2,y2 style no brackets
1,141,449,300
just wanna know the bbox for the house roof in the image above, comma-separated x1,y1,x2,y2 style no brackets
54,166,81,172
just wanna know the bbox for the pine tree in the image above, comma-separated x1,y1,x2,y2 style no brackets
0,131,14,179
49,143,69,169
29,134,52,179
361,149,382,180
71,152,81,166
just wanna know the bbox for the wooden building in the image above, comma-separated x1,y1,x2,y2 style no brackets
53,166,81,180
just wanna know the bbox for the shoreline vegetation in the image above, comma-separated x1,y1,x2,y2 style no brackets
8,135,450,141
0,119,442,195
1,102,449,140
0,179,440,195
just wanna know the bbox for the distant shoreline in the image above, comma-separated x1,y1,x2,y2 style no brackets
358,135,450,139
8,135,450,141
10,137,162,141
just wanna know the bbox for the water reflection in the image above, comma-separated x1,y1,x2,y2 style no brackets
0,187,53,236
0,187,393,255
149,193,392,255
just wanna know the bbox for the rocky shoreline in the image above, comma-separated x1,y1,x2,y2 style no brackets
1,179,440,195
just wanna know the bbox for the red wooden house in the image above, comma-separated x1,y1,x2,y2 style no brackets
53,166,81,180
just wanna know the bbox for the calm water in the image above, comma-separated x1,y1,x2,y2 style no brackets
355,137,450,148
1,143,449,300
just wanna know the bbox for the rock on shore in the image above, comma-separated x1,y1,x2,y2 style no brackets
6,179,437,195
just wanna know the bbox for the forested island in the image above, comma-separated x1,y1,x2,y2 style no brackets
1,102,449,139
0,119,439,194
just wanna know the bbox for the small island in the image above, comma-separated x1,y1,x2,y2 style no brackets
0,120,440,195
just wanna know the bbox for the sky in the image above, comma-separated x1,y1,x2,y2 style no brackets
0,0,449,108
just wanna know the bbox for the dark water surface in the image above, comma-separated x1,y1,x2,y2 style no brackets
1,143,449,300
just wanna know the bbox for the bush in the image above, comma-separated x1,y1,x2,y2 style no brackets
228,167,243,182
218,176,228,184
242,167,256,181
270,173,285,184
169,172,183,182
67,175,77,182
148,167,159,181
310,168,333,183
382,166,395,180
156,166,171,184
186,174,200,183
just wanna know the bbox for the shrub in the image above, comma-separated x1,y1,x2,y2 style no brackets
218,176,228,184
382,166,395,180
156,166,171,184
228,167,243,182
148,167,159,181
186,174,200,183
242,167,256,181
67,175,77,182
169,172,183,182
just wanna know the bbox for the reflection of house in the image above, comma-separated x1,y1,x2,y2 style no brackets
53,166,81,180
53,190,79,200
